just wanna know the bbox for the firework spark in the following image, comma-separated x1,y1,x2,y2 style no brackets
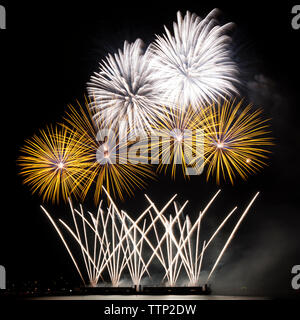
150,9,239,109
62,98,156,203
88,39,165,135
18,126,90,203
201,99,273,184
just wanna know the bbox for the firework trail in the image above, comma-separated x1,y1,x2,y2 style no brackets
207,192,260,281
41,188,259,287
88,39,165,136
150,9,239,109
147,200,189,286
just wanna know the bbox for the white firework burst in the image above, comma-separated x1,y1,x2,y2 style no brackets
150,9,239,109
88,39,164,136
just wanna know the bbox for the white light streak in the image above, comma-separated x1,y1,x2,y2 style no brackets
41,188,259,288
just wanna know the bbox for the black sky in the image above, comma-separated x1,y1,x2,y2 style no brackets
1,0,299,297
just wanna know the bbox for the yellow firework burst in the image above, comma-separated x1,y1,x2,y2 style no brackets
62,97,156,203
149,105,212,179
202,99,273,184
18,126,91,203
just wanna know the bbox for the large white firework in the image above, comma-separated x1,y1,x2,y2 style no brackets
88,39,164,136
150,9,239,109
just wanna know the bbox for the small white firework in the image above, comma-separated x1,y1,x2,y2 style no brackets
88,39,164,136
150,9,239,109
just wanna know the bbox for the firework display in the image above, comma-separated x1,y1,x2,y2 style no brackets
202,100,273,184
18,10,273,202
87,39,165,135
11,3,298,303
150,10,239,109
62,99,156,203
18,126,90,203
149,105,210,179
41,188,259,287
17,9,272,291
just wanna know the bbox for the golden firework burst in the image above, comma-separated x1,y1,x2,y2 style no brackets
202,99,273,184
18,126,90,203
149,105,212,179
62,97,156,203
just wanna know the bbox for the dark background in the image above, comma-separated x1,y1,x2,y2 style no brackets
1,1,299,298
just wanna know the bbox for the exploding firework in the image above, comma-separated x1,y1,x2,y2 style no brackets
149,105,212,179
201,99,273,184
87,39,165,135
41,187,259,288
18,126,90,203
150,9,239,109
62,98,156,203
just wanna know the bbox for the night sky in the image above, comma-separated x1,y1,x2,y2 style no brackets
1,1,299,298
